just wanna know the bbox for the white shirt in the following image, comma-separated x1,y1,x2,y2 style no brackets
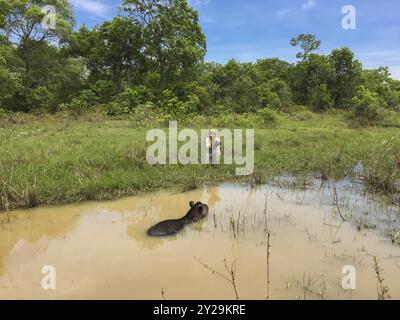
206,137,221,158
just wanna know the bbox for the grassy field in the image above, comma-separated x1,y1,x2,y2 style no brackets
0,110,399,211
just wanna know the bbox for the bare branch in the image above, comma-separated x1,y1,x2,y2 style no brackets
194,256,239,300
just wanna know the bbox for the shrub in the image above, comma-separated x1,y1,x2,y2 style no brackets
0,56,23,110
90,80,116,103
310,84,333,111
291,110,316,121
183,94,201,114
259,87,281,109
213,112,236,127
180,81,212,112
60,89,99,115
104,102,129,117
375,108,400,128
159,89,188,118
289,105,310,113
118,86,152,110
364,137,400,193
103,86,153,117
130,102,159,126
350,86,383,125
257,108,280,126
27,86,56,112
268,78,292,110
383,90,400,109
212,104,231,115
258,78,292,110
233,112,260,128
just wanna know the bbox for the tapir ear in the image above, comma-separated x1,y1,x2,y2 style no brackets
198,205,204,212
189,201,195,208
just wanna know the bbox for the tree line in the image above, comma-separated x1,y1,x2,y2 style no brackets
1,0,399,123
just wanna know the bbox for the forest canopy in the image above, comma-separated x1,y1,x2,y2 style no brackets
0,0,399,124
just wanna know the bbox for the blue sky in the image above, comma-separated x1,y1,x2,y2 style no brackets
69,0,400,79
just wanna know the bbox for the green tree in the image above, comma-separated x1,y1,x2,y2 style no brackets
0,0,74,101
258,85,280,110
254,58,293,85
328,47,362,107
31,43,85,111
273,78,292,109
212,60,259,113
290,34,321,60
292,53,334,105
123,0,206,89
258,78,292,111
99,16,145,90
361,67,399,108
69,16,145,94
310,84,333,111
67,25,100,82
0,54,23,109
351,85,382,124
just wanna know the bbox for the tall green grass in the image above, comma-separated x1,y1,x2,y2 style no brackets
0,111,399,211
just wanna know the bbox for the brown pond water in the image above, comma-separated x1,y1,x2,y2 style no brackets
0,181,399,300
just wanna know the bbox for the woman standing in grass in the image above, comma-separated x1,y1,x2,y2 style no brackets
206,129,221,164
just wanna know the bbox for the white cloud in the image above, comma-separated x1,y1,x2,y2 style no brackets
390,67,400,80
277,1,315,18
302,0,317,10
203,16,216,23
276,9,292,17
70,0,109,17
190,0,211,6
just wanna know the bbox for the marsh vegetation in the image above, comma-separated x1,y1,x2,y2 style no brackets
1,112,399,212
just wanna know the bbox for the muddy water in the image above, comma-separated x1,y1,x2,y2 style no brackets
0,182,399,300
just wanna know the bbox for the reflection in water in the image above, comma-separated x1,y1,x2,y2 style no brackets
0,207,81,276
205,185,221,209
0,181,399,300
